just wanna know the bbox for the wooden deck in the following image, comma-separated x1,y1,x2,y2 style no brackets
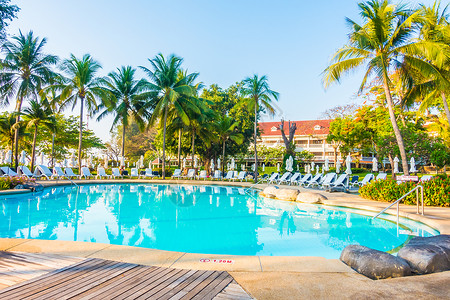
0,252,252,299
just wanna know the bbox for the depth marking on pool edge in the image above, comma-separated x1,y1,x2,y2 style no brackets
199,258,234,264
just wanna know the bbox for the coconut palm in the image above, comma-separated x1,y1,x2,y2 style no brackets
0,112,23,151
97,66,154,159
216,116,244,175
22,99,56,171
241,74,279,181
0,31,58,168
140,54,197,178
55,54,109,173
322,0,446,175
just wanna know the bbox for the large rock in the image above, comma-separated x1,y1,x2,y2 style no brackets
261,186,279,198
296,192,327,204
275,189,299,201
398,235,450,274
340,245,411,280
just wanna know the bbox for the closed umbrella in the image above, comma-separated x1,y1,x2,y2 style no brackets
104,155,108,169
393,156,399,173
0,149,4,164
20,150,26,165
297,164,299,171
372,157,378,172
311,162,315,172
88,154,93,168
194,157,198,168
70,153,76,167
252,163,256,171
231,158,235,170
120,156,125,167
345,154,352,175
211,159,215,170
139,155,144,169
63,158,68,168
262,163,265,172
277,163,280,172
241,164,245,171
182,158,186,169
217,158,221,170
409,157,417,173
39,152,45,165
316,165,320,174
336,159,341,174
148,161,151,169
324,157,330,171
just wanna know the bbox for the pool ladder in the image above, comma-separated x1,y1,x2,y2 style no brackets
372,185,424,226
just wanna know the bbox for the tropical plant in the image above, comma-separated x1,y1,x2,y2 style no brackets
140,54,197,178
0,30,58,168
241,74,278,180
322,0,448,175
216,116,244,175
0,0,19,40
0,111,23,150
55,54,109,173
97,66,153,159
22,99,56,171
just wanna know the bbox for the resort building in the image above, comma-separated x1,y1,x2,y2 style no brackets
258,120,340,163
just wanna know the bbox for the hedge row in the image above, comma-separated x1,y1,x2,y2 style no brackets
359,177,450,207
0,177,33,191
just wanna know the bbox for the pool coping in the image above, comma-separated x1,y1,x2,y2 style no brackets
0,179,448,273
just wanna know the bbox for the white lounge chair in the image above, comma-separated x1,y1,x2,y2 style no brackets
224,171,234,181
64,167,80,179
184,169,196,180
332,174,349,188
34,165,53,180
320,173,337,189
264,172,279,184
80,167,93,179
53,166,67,179
353,173,374,187
111,168,123,179
233,171,247,182
198,170,208,180
171,169,182,179
0,166,18,177
96,167,110,179
288,172,301,185
420,175,433,182
212,170,222,180
298,173,312,186
375,173,387,180
306,174,323,187
141,168,157,178
130,168,139,178
277,172,292,184
18,166,40,178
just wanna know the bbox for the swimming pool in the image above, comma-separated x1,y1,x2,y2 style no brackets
0,184,439,258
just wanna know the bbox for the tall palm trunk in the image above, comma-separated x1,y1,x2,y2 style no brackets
13,96,24,169
382,77,409,175
178,128,181,167
30,124,38,171
51,133,55,168
78,97,84,174
121,121,126,157
222,139,226,176
254,102,258,182
162,105,169,178
441,92,450,126
191,130,195,169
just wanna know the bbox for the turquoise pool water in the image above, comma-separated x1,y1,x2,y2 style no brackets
0,184,439,258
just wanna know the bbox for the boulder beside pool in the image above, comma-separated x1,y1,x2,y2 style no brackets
275,189,299,201
260,186,279,198
397,235,450,274
340,245,412,280
296,192,327,204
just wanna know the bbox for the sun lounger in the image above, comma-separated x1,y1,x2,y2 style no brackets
130,168,139,178
320,173,337,189
141,168,157,178
224,171,234,181
288,172,301,185
35,165,53,180
419,175,433,182
184,169,196,180
233,171,247,182
111,168,123,179
172,169,182,179
306,174,323,187
80,167,93,179
0,166,18,177
264,172,279,184
96,167,110,179
353,173,374,186
277,172,292,184
18,166,41,178
64,167,80,179
331,174,349,188
375,173,387,180
53,166,67,179
298,173,312,186
212,170,222,180
198,170,207,180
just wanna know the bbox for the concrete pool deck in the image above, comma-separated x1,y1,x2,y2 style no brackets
0,179,449,299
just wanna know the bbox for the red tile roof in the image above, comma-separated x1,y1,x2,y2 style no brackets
259,120,332,136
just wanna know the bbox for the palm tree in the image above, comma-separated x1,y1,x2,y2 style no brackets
0,31,58,168
322,0,446,175
241,74,278,181
55,54,109,173
97,66,153,159
216,116,244,175
0,112,22,151
22,99,56,171
140,54,197,178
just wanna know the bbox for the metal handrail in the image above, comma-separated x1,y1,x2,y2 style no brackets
372,185,424,225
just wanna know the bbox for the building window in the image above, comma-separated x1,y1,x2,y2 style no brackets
314,125,321,130
312,140,323,144
271,126,277,132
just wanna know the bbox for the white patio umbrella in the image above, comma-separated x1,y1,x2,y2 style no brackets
336,159,341,174
217,158,221,170
227,162,230,170
393,156,400,173
316,165,320,174
211,159,215,170
39,152,45,165
231,158,235,170
409,157,417,173
120,156,125,167
306,164,310,174
70,153,76,167
345,154,352,175
262,163,265,172
286,156,293,172
194,157,198,168
241,164,245,171
139,155,144,169
252,163,256,171
311,162,315,172
324,157,330,171
148,161,151,169
104,155,108,169
372,157,378,172
277,163,280,172
88,154,93,168
0,149,4,164
182,157,186,169
20,150,26,165
297,164,299,171
63,158,68,168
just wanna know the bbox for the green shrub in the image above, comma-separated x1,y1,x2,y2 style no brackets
359,177,450,207
0,177,35,191
153,168,173,177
